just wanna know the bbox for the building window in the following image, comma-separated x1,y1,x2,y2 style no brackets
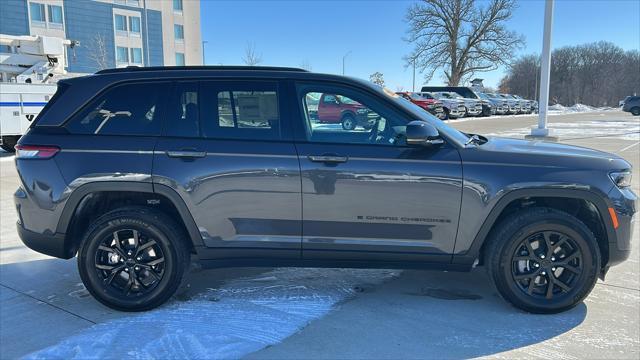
115,14,127,33
130,48,143,64
175,52,185,66
47,5,63,26
29,2,46,26
116,46,129,64
174,24,184,41
173,0,183,12
129,16,141,35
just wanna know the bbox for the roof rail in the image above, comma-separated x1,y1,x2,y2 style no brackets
95,65,309,75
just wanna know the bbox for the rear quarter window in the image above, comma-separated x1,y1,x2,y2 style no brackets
65,82,167,136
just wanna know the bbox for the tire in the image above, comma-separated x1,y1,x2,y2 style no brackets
631,107,640,116
341,114,356,130
485,207,600,314
1,136,18,152
78,206,190,311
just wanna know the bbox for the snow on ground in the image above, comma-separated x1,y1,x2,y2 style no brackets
487,119,640,141
26,268,399,360
447,104,618,123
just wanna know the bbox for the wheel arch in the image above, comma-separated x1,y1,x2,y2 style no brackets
454,188,616,269
57,182,203,258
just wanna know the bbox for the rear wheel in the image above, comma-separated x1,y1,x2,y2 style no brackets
631,107,640,116
341,114,356,130
1,136,19,152
78,207,190,311
486,207,600,314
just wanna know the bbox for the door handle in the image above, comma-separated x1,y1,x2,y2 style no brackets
166,150,207,158
308,155,348,163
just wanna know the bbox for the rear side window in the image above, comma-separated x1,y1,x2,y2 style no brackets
164,82,200,138
65,82,166,136
200,82,281,140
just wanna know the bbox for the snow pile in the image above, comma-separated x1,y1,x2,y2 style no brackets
487,119,640,141
26,268,399,360
548,103,609,114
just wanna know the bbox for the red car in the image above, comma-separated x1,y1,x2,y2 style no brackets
396,92,445,119
317,93,375,130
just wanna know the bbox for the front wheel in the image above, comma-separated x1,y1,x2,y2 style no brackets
486,207,600,314
341,115,356,130
631,107,640,116
78,207,190,311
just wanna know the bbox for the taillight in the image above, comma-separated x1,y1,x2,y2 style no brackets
15,145,60,159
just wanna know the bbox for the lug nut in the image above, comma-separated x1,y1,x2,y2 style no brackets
551,257,556,261
552,267,556,271
534,263,539,268
127,251,132,256
136,257,141,261
540,254,545,259
541,271,546,276
124,268,129,272
135,266,140,271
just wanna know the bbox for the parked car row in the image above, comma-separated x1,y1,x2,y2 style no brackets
409,86,539,120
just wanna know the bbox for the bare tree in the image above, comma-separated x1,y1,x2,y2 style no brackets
502,42,640,106
242,42,262,66
300,59,312,71
87,34,109,71
369,71,385,87
405,0,524,86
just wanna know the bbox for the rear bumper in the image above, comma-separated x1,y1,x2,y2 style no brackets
17,222,71,259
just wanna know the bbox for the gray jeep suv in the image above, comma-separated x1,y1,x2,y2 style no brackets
14,66,636,313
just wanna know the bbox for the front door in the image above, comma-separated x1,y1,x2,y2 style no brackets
153,80,301,259
294,83,463,263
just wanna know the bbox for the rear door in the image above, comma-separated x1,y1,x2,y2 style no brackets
152,79,302,259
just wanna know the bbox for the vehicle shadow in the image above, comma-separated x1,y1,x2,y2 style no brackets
0,257,587,359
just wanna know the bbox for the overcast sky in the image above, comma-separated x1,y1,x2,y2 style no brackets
200,0,640,90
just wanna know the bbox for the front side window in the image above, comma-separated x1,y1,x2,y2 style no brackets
175,52,185,66
200,82,281,140
65,82,165,136
30,2,45,23
300,86,407,146
48,5,63,25
129,16,141,35
173,0,183,11
174,24,184,40
130,47,142,64
115,14,127,32
116,46,128,63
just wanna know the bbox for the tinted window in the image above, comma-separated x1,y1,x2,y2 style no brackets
201,82,281,140
299,86,407,146
164,82,199,138
65,82,165,136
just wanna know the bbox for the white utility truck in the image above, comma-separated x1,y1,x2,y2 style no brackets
0,34,76,152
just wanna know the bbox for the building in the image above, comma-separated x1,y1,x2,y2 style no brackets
0,0,202,73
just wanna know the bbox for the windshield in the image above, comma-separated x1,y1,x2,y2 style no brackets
380,87,470,145
478,93,489,100
408,93,428,100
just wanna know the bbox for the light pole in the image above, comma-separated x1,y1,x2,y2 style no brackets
528,0,556,140
202,41,208,65
412,58,416,92
342,50,352,75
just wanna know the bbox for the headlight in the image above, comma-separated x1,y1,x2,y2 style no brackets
356,108,369,114
609,170,632,188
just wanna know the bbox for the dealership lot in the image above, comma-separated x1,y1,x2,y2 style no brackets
1,111,638,359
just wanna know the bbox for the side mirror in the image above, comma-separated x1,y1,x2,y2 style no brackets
406,120,444,147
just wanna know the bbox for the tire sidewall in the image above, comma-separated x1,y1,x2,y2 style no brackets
78,212,184,311
341,115,355,130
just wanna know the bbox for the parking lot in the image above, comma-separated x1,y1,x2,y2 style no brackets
1,111,638,359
